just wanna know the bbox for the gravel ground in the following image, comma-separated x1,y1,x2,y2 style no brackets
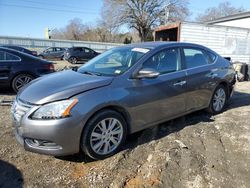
0,76,250,187
52,60,83,71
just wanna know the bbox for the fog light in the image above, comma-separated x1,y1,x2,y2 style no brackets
25,138,60,149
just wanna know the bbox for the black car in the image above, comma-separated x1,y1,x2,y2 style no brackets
0,47,55,92
2,45,38,56
64,47,99,64
38,47,66,60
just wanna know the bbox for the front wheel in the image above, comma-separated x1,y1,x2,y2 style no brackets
12,74,34,93
81,110,127,160
207,85,228,114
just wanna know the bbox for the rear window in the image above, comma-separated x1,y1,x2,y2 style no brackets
207,51,217,63
183,48,210,69
0,51,21,61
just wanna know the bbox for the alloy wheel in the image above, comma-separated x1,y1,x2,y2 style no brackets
90,118,123,155
212,88,226,112
14,75,33,91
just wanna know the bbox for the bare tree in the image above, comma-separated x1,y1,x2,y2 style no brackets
196,1,245,22
102,0,190,42
51,18,85,40
65,18,85,40
50,17,131,43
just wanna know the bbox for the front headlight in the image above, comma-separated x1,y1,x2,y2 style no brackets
31,99,78,120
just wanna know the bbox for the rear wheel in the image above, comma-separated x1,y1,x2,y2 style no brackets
12,74,34,93
69,57,77,64
207,85,228,114
81,110,127,160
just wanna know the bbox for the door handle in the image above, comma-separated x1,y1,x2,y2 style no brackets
208,73,218,78
173,80,186,86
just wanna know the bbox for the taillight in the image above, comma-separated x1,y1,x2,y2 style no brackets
49,64,55,71
44,64,55,71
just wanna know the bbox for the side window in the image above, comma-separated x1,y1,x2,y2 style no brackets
0,51,20,61
47,48,54,52
143,48,181,74
56,48,63,52
84,48,91,53
183,48,210,69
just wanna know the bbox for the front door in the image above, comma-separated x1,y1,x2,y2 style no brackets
128,47,187,129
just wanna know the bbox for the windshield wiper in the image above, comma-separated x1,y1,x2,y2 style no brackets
82,71,102,76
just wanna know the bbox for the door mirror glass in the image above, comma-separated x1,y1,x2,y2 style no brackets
135,68,160,79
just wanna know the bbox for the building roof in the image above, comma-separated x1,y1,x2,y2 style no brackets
206,11,250,24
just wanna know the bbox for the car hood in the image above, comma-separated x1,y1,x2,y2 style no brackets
18,70,114,105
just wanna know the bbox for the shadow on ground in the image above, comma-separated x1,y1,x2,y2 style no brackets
0,160,23,188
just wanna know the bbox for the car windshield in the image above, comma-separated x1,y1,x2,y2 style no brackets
78,47,150,76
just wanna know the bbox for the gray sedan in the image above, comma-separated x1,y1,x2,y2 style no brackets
12,42,235,160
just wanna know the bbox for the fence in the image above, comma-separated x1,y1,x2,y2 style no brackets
0,36,123,52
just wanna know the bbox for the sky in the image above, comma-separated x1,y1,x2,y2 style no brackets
0,0,250,38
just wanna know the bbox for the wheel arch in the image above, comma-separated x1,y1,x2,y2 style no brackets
217,80,230,99
83,105,132,134
206,80,230,108
79,104,132,153
10,71,36,83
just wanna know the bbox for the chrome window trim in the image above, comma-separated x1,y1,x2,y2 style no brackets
158,62,217,77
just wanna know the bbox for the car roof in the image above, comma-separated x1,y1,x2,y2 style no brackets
0,46,23,53
1,45,24,50
119,41,211,51
0,47,34,58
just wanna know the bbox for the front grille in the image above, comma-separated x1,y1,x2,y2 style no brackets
12,99,33,124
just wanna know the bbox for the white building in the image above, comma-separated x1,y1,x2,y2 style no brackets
206,11,250,29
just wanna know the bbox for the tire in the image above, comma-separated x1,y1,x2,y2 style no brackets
81,110,127,160
38,55,44,59
12,74,34,93
69,57,77,64
207,84,228,115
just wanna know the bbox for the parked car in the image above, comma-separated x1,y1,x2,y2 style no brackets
38,47,66,60
0,47,55,92
1,45,37,56
12,42,235,160
64,47,99,64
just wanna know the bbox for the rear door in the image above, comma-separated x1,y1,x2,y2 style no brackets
82,48,94,60
182,47,217,111
128,47,187,128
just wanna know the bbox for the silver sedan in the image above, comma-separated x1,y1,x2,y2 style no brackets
12,42,236,160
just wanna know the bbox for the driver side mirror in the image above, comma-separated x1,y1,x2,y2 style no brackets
135,68,160,79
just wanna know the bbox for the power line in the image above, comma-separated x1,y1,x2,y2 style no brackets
11,0,99,12
0,3,99,15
